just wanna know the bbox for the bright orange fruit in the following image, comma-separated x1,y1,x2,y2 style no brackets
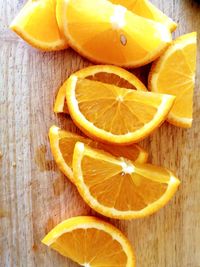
66,77,175,144
149,32,197,128
73,142,180,219
56,0,172,67
10,0,68,51
54,65,147,114
42,216,136,267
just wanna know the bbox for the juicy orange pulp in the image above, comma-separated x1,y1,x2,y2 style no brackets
110,0,177,32
73,142,180,219
10,0,68,50
57,0,172,67
66,77,175,144
49,125,148,182
54,65,147,114
42,216,136,267
149,32,197,128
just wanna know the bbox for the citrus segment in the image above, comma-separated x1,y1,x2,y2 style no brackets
49,125,148,182
73,142,180,219
57,0,172,67
110,0,177,32
42,216,135,267
66,77,175,144
149,32,197,128
10,0,68,51
54,65,147,114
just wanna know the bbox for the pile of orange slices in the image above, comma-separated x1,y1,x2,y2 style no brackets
10,0,197,266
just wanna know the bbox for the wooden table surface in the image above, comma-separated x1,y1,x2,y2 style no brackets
0,0,200,266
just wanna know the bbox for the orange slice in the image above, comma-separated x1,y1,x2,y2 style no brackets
149,32,197,128
110,0,177,32
54,65,147,114
66,77,175,145
42,216,135,266
10,0,68,51
49,125,148,183
56,0,172,67
73,142,180,219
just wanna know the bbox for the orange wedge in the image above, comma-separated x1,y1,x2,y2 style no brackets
149,32,197,128
66,77,175,145
73,142,180,219
54,65,147,114
10,0,68,51
56,0,172,67
110,0,177,32
42,216,135,266
49,125,148,182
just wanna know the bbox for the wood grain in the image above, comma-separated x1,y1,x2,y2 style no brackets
0,0,200,266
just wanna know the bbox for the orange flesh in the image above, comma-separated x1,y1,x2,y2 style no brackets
10,0,67,49
58,129,147,168
155,42,196,119
82,156,168,211
54,67,146,114
87,72,137,89
75,79,162,135
50,228,127,266
110,0,176,31
61,0,171,66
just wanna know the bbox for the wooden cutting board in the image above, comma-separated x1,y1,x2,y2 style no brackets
0,1,200,266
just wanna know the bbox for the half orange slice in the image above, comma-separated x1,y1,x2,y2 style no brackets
73,142,180,219
54,65,147,114
42,216,136,266
56,0,172,67
66,77,175,144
